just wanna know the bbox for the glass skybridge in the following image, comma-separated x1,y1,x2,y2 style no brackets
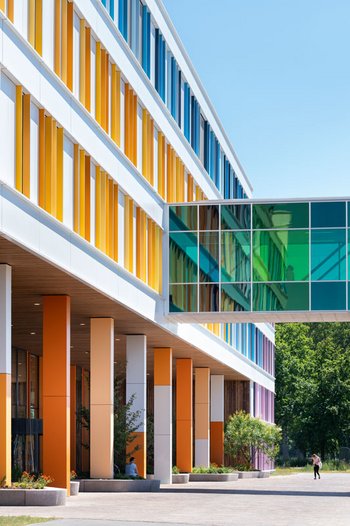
167,198,350,322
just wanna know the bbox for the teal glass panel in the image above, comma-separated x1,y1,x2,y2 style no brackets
221,283,251,312
253,282,309,311
199,205,219,230
199,283,219,311
253,203,309,229
311,282,346,311
221,231,251,282
253,230,309,282
169,232,197,283
169,284,197,312
221,204,250,230
169,205,197,231
311,201,345,228
199,232,219,282
311,229,346,280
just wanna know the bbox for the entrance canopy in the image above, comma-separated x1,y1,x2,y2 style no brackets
167,198,350,323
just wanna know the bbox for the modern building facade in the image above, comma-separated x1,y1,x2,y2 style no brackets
0,0,275,492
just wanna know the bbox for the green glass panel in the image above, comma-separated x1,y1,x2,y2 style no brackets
221,283,251,312
311,201,345,228
311,229,346,280
253,230,309,282
253,282,309,311
311,282,346,311
169,232,198,283
199,205,219,230
169,205,197,231
221,204,251,230
221,231,251,282
169,284,197,312
199,232,219,282
253,203,309,229
199,283,219,311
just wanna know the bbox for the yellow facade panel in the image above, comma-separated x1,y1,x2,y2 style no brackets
85,156,91,242
54,0,61,77
113,184,119,262
57,127,64,221
61,0,68,84
15,86,23,193
67,0,73,90
39,109,45,208
79,149,86,238
23,93,31,198
28,0,35,47
79,18,86,106
35,0,43,55
85,27,91,112
73,143,79,233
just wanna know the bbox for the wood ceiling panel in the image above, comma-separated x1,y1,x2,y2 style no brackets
0,235,246,381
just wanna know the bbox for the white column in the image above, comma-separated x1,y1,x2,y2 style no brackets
154,348,172,484
0,265,11,485
250,380,255,416
195,368,210,467
90,318,114,478
126,335,147,478
210,375,224,466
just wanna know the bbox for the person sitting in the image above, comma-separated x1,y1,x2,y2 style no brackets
125,456,139,478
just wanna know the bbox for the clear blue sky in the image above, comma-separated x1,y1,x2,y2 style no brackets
162,0,350,198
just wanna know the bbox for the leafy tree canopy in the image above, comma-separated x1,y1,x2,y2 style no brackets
275,323,350,459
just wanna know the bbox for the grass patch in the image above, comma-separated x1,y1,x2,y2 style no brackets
273,464,350,476
0,517,55,526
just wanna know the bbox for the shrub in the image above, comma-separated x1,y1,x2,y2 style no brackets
192,464,235,474
12,472,53,489
225,411,282,470
172,466,180,474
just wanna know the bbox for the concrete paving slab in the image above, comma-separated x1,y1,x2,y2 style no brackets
2,473,350,526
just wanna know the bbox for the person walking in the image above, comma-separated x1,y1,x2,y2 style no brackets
312,453,321,479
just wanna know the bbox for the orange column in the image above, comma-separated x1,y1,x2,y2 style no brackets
0,265,11,486
70,365,77,471
210,375,224,466
176,359,193,473
154,348,172,484
43,296,71,494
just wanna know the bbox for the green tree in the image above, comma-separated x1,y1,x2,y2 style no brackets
275,322,350,460
113,375,142,471
224,410,281,470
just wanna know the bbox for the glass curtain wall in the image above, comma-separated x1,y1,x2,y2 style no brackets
169,201,348,313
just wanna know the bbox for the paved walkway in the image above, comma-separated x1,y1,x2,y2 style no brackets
1,473,350,526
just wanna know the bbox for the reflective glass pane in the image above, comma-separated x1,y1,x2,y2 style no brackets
169,205,197,231
169,232,197,283
311,202,345,228
311,282,346,311
199,283,219,311
199,232,219,282
221,283,251,312
199,205,219,230
311,229,346,280
170,284,197,312
253,282,309,311
253,203,309,229
221,231,251,282
253,230,309,281
221,204,250,230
